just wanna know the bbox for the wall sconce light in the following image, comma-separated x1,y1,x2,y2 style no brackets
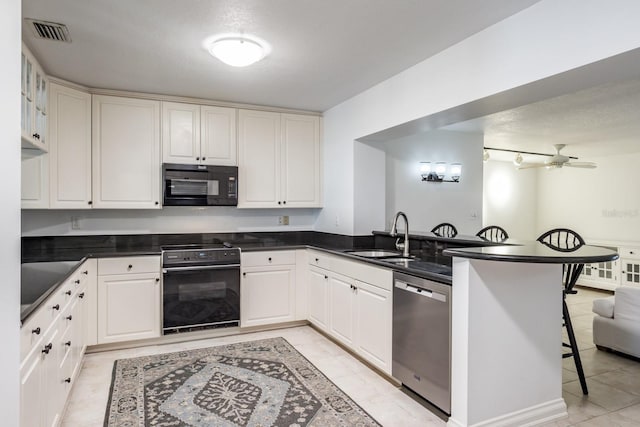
420,162,462,183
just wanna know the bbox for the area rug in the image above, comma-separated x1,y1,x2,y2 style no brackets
104,337,381,426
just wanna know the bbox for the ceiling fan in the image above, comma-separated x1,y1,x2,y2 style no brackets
517,144,597,170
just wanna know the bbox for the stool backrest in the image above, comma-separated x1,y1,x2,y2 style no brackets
431,223,458,238
537,228,585,293
476,225,509,242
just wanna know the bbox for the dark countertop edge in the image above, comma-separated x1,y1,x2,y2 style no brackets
372,230,517,246
443,246,619,264
20,257,87,323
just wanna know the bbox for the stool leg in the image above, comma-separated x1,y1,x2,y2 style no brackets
563,299,588,394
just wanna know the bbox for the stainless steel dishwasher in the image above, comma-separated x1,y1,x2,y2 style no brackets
392,271,451,414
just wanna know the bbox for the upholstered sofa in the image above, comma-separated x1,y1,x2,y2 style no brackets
592,286,640,358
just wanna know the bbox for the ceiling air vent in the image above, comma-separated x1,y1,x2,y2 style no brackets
25,19,71,43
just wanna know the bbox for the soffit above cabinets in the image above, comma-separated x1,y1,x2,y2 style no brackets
21,0,540,112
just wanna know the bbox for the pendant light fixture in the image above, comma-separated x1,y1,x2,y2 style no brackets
205,34,270,67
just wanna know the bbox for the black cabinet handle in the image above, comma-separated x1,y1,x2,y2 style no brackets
82,270,88,275
78,292,85,299
155,278,160,282
128,264,133,269
52,304,60,311
64,341,71,347
74,279,80,284
315,258,319,262
64,378,71,383
283,201,286,205
278,201,281,205
324,275,328,279
32,327,41,335
196,157,200,161
88,201,92,205
202,157,206,161
42,343,53,354
155,201,159,205
268,257,272,262
65,290,72,296
242,272,246,277
66,315,72,321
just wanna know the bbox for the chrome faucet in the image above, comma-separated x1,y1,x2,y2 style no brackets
390,211,410,257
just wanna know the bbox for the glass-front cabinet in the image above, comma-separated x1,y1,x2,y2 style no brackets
21,42,47,151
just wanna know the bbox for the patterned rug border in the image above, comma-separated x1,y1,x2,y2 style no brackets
103,336,382,427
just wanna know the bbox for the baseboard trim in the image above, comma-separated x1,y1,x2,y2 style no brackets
447,398,567,427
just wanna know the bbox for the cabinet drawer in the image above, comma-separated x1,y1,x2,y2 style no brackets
242,251,296,267
98,256,160,275
619,247,640,260
308,250,334,270
20,307,47,362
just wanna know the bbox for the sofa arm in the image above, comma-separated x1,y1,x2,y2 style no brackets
615,286,640,323
593,296,615,318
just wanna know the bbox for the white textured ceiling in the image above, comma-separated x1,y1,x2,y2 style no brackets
22,0,540,112
444,78,640,161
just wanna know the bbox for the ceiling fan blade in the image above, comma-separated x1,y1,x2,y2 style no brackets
517,163,547,170
564,162,597,169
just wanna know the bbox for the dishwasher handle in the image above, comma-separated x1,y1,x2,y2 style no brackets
395,280,447,302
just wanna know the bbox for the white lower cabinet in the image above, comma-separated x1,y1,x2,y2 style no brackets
241,251,296,328
308,251,393,374
20,259,94,427
307,267,329,331
97,269,161,344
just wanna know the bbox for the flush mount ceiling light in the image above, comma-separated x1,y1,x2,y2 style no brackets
205,34,270,67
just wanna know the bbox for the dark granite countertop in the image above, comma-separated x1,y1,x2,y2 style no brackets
443,243,619,263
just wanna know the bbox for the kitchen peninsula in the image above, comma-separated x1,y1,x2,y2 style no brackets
20,231,617,427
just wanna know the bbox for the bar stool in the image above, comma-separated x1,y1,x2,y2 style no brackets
537,228,588,395
431,223,457,237
476,225,509,242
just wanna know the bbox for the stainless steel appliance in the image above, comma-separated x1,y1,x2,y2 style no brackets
392,271,451,414
163,163,238,206
162,244,241,334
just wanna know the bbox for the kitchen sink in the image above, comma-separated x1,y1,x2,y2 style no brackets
346,250,402,258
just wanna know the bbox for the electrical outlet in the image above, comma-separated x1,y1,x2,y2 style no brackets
278,215,289,225
71,216,81,229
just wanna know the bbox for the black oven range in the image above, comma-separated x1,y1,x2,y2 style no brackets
161,243,240,334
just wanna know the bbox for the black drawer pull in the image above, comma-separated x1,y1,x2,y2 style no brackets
52,304,60,311
82,270,88,275
128,264,133,269
64,341,71,347
74,279,80,284
65,290,72,296
66,315,73,321
78,292,85,299
315,258,319,262
64,378,71,383
32,327,41,335
268,257,272,262
42,343,53,354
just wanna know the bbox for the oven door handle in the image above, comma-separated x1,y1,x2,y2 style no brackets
163,264,240,273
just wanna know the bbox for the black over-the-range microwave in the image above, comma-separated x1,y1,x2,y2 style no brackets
162,163,238,206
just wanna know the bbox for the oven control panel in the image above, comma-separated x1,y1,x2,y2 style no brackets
162,248,241,266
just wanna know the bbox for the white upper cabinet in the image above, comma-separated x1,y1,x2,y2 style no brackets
162,101,236,166
238,109,321,208
92,95,161,209
21,43,48,151
281,113,321,207
49,83,92,208
21,149,48,209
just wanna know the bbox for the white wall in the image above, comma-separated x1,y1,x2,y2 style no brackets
317,0,640,235
22,208,320,236
380,130,483,235
537,152,640,244
483,160,538,240
1,0,21,423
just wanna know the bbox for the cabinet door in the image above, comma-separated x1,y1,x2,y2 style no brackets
21,149,49,208
97,273,161,344
328,273,356,347
201,106,237,166
308,268,329,331
621,260,640,286
20,348,44,427
92,95,161,208
355,281,392,374
281,114,321,207
241,266,295,327
49,83,92,208
21,48,34,142
162,101,201,164
238,109,280,207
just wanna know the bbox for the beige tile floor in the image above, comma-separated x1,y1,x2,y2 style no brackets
62,286,640,427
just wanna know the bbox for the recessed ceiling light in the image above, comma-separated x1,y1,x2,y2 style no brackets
205,34,270,67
